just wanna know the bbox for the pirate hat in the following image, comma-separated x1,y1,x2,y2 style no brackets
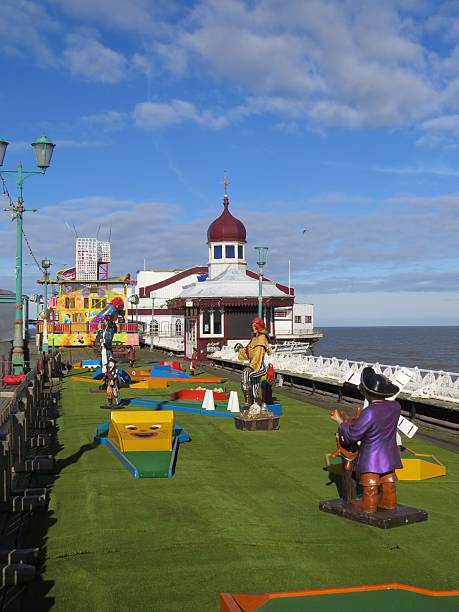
360,366,399,398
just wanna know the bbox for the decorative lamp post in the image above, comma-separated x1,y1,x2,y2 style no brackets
41,258,51,354
254,246,269,318
150,294,155,352
0,136,55,373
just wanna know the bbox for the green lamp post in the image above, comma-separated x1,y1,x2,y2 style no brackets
129,294,140,324
254,246,269,319
150,294,155,352
0,136,55,373
41,258,51,354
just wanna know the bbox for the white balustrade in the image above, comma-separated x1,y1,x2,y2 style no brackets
211,346,459,405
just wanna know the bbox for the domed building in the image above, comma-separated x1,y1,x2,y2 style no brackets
134,185,319,359
170,191,293,360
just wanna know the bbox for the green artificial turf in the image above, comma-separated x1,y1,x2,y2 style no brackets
21,353,459,611
124,451,172,477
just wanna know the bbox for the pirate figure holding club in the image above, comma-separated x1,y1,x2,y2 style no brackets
104,357,120,407
234,317,272,411
329,366,402,513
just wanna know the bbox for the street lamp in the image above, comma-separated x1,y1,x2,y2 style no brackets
41,258,51,354
150,294,155,352
0,135,55,373
129,294,140,323
254,246,269,318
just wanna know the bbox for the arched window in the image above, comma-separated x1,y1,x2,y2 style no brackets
175,319,182,336
150,320,159,335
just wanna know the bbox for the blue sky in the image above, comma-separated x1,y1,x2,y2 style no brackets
0,0,458,325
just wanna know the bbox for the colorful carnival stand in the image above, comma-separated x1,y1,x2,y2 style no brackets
220,584,459,611
94,410,190,478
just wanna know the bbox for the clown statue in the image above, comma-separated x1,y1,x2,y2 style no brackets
330,366,402,513
234,317,272,411
105,357,120,407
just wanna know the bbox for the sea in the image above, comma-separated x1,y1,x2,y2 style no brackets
315,327,459,373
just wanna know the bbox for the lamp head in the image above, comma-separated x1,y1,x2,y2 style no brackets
0,138,8,166
254,246,269,267
41,257,51,271
31,135,55,169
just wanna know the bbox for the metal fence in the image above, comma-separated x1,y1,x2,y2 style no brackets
0,351,62,587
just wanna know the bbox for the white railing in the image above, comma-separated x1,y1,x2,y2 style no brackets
211,346,459,405
145,335,184,353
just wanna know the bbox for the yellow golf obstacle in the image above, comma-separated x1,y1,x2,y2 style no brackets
108,410,174,452
396,448,446,481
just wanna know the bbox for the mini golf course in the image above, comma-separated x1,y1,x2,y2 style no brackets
18,348,459,611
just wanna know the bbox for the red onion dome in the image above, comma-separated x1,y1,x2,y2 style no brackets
207,196,247,243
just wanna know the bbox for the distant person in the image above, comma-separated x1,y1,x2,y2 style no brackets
189,347,197,376
330,366,402,513
127,345,136,368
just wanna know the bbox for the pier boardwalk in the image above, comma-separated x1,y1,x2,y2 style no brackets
16,349,459,611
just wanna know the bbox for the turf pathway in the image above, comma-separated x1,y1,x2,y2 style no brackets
22,360,459,611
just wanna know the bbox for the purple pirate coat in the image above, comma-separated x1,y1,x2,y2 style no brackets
338,399,402,474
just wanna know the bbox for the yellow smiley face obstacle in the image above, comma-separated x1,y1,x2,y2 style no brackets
94,410,190,478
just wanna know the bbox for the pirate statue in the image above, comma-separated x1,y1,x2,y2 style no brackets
234,317,272,411
104,357,120,407
95,315,118,389
329,366,402,513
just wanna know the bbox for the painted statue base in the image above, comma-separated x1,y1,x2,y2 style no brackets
234,405,280,431
319,499,428,529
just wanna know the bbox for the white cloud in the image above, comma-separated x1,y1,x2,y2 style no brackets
134,100,229,129
159,0,439,129
50,0,157,34
5,0,459,139
0,0,59,65
0,189,457,308
5,139,104,153
374,164,459,177
0,195,207,294
420,114,459,134
131,53,154,77
63,32,128,83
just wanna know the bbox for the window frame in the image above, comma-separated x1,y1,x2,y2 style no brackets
200,308,224,337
